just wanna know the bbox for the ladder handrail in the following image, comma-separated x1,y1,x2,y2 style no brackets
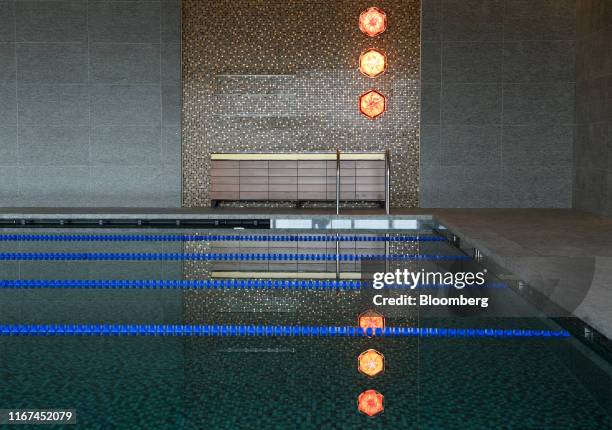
336,149,341,216
385,149,390,215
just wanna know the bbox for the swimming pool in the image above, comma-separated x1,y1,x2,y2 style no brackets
0,216,610,429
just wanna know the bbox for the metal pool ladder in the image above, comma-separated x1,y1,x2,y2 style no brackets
384,148,390,215
334,149,391,280
336,149,341,216
334,148,391,215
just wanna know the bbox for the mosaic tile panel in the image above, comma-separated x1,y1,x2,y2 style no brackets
182,0,421,208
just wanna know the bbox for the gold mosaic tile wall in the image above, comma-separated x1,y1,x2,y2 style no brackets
182,0,421,207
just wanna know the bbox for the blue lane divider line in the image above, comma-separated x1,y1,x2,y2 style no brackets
0,280,508,290
0,279,361,290
0,253,471,262
0,324,570,338
0,234,447,243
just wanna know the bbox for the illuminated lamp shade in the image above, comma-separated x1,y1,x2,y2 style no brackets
359,49,387,78
358,309,385,335
359,90,386,119
359,7,387,37
358,390,384,417
358,349,385,378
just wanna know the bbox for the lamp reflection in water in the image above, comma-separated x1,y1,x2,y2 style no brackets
358,309,385,337
358,389,384,417
358,349,385,377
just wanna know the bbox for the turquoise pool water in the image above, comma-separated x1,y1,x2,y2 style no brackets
0,227,610,429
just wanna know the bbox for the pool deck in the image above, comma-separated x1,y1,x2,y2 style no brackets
1,207,611,339
425,209,612,340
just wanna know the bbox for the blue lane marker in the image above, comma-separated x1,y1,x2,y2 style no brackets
0,324,570,338
0,253,471,262
0,234,446,243
0,280,507,290
0,279,361,290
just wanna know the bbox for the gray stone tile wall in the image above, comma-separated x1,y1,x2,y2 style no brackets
0,0,182,208
421,0,576,208
574,0,612,215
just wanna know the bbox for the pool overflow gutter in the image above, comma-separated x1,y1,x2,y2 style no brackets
0,218,271,229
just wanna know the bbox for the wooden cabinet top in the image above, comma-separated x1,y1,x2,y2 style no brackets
211,152,385,161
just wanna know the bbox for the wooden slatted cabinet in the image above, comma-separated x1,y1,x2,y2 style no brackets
210,153,386,206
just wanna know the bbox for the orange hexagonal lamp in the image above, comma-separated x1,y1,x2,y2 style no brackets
359,49,387,78
359,90,386,119
358,349,385,378
358,389,384,417
359,7,387,37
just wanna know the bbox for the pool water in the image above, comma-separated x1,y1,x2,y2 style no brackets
0,227,610,429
